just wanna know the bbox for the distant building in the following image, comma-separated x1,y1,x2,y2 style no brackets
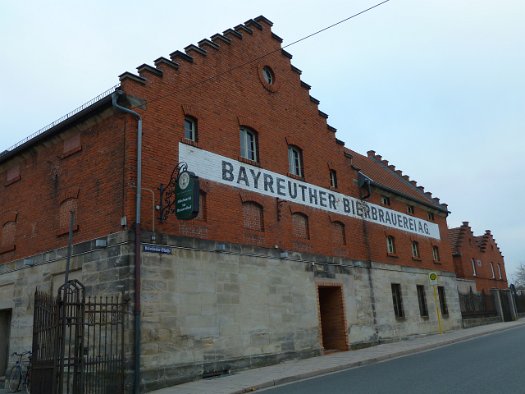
448,222,508,292
0,16,462,390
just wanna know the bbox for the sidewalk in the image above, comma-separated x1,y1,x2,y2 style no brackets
151,319,525,394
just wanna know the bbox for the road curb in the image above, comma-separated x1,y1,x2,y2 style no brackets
231,322,525,394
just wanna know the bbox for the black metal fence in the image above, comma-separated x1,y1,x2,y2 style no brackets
458,289,498,318
32,280,127,394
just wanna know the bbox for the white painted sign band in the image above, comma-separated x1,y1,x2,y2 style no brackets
179,143,440,239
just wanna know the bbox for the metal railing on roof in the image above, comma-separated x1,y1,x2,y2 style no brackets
1,84,120,157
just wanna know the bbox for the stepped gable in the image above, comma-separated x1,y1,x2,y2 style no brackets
448,222,503,257
119,15,337,134
478,229,502,255
448,221,471,255
347,149,448,212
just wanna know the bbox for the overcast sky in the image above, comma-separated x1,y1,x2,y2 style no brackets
1,0,524,280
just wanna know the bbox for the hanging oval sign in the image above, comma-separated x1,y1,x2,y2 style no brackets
175,170,200,220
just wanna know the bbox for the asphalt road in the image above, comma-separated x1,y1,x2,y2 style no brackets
261,325,525,394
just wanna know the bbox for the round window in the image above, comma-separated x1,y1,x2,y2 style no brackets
262,66,274,85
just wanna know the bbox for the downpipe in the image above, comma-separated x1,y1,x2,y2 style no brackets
112,89,143,394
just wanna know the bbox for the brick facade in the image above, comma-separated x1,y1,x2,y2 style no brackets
448,222,508,292
0,16,465,389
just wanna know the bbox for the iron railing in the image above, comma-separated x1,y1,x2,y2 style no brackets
32,280,127,394
1,85,119,158
458,289,498,318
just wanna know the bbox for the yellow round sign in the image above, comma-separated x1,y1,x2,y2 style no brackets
428,272,438,285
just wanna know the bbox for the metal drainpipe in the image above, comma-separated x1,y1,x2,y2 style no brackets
112,89,143,394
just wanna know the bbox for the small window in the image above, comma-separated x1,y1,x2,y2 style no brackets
240,127,258,162
5,165,21,185
1,221,16,250
428,212,435,221
417,285,429,317
58,198,78,235
243,201,264,231
391,283,404,319
332,221,345,245
471,258,477,276
437,286,448,316
411,241,420,259
329,169,338,188
407,205,414,215
292,212,309,240
288,146,303,177
432,246,440,262
184,117,197,141
381,196,391,206
262,66,274,85
490,262,495,279
497,263,503,280
386,235,396,255
63,133,81,156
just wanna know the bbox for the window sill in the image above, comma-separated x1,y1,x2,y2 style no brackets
4,175,21,187
395,316,406,321
238,157,260,167
287,172,304,181
420,315,430,320
412,257,422,262
60,145,82,159
387,253,398,258
433,260,442,265
181,138,198,147
56,225,79,237
0,244,16,255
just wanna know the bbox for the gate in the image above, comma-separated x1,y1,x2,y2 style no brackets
499,289,513,322
32,280,127,394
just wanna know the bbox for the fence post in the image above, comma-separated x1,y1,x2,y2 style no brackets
491,289,504,322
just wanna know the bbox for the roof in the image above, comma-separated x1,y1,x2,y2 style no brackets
448,222,503,257
347,148,448,212
0,86,117,165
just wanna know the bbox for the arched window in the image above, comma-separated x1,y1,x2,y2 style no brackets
497,263,503,279
288,146,303,177
240,127,258,162
184,116,197,141
329,170,337,188
490,262,495,279
411,241,420,259
292,212,309,239
471,258,477,276
332,221,345,245
59,198,78,234
386,235,396,255
432,246,440,262
1,221,16,250
243,201,264,231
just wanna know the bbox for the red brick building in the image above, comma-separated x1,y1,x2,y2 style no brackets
448,222,508,292
0,16,462,390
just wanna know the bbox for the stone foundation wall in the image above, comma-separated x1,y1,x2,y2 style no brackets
0,231,134,377
0,231,464,390
370,261,462,341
